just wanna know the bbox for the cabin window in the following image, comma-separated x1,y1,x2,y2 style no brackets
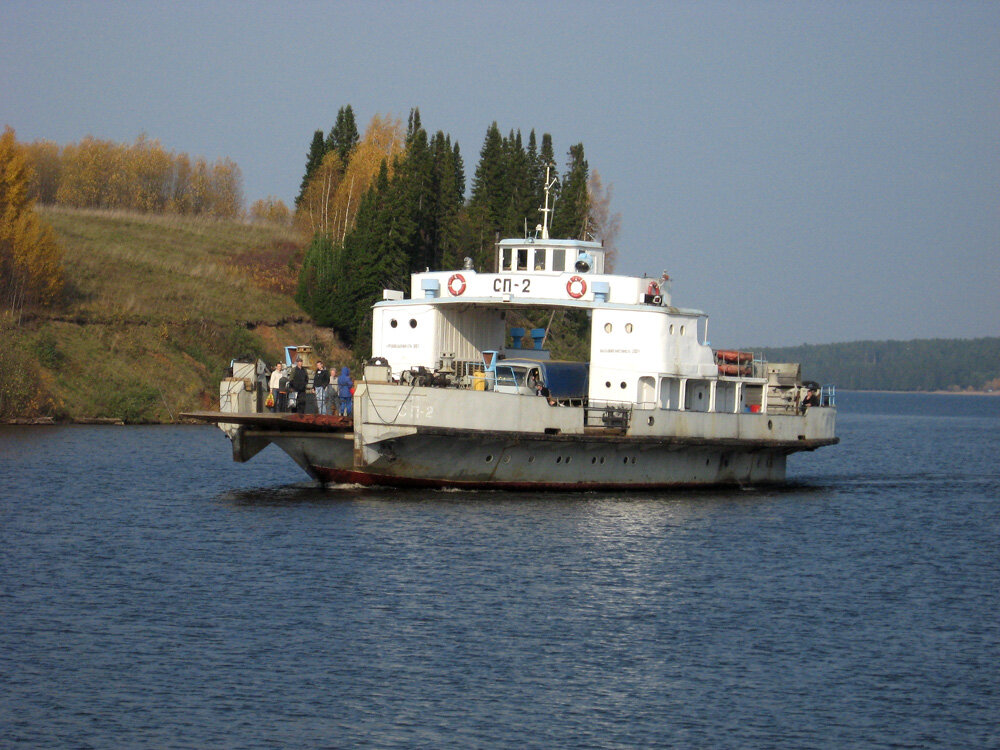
390,319,398,328
517,248,528,271
680,325,686,336
552,249,565,272
669,324,675,335
604,323,613,333
501,247,512,270
409,319,417,328
625,323,633,334
533,250,545,270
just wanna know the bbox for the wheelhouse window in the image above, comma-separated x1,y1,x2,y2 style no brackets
552,249,565,272
501,247,512,270
517,248,529,271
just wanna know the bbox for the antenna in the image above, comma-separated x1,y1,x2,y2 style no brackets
538,163,557,240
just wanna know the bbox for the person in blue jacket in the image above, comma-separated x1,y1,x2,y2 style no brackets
337,366,354,416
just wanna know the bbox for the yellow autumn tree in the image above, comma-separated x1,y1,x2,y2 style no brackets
0,127,65,321
298,151,345,235
23,139,62,204
296,114,404,239
249,196,291,225
207,157,243,218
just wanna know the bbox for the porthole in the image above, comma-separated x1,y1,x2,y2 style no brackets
503,455,511,464
705,458,711,466
599,457,605,464
631,457,636,465
390,319,398,328
604,322,613,333
409,319,417,328
698,392,703,400
591,457,597,464
605,381,611,388
669,324,675,335
556,456,562,464
623,457,629,465
680,325,686,336
625,323,633,333
620,382,627,389
767,420,773,430
528,456,535,463
566,456,572,464
647,416,655,426
485,454,494,462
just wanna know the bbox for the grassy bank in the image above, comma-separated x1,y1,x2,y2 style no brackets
1,208,350,423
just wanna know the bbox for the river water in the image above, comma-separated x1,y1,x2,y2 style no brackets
1,392,998,748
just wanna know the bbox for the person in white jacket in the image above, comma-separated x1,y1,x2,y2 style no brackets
268,363,284,412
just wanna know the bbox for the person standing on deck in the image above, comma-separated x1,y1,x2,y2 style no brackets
269,363,284,412
289,357,308,414
313,361,331,415
337,366,354,416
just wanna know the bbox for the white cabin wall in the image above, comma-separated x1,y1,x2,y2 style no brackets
372,304,439,376
373,304,506,377
589,308,717,405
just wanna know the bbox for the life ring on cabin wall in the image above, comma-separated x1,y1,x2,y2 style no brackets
646,281,660,297
447,273,466,296
567,275,587,299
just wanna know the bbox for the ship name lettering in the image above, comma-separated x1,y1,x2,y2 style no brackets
492,278,531,294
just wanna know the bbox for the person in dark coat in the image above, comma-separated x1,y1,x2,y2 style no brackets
289,357,309,413
337,366,354,416
312,361,331,415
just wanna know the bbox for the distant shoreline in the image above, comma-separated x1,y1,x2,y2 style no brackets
848,389,999,396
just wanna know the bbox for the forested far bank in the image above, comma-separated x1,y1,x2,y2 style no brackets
758,338,1000,393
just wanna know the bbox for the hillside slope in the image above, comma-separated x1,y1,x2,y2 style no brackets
2,208,349,423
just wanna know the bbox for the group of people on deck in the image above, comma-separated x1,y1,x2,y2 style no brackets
267,358,353,416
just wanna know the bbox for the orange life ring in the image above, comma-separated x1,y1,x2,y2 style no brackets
447,273,466,296
567,275,587,299
646,281,660,296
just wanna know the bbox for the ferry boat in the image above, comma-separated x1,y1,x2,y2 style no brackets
187,181,838,489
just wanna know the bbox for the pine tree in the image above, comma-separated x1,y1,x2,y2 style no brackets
295,130,326,208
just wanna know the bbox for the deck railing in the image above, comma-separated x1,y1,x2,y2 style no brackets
584,401,633,430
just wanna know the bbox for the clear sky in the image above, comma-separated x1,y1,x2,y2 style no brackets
3,0,997,347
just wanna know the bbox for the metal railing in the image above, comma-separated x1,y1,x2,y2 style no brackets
584,401,632,430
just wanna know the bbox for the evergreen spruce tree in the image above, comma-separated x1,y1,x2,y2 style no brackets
502,129,533,237
432,132,465,270
295,130,326,208
334,161,413,347
551,143,589,239
325,105,360,166
294,233,338,325
470,122,506,233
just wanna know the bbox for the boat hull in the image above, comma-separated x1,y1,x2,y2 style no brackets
265,429,793,490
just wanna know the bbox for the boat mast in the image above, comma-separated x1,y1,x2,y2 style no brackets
539,163,557,240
